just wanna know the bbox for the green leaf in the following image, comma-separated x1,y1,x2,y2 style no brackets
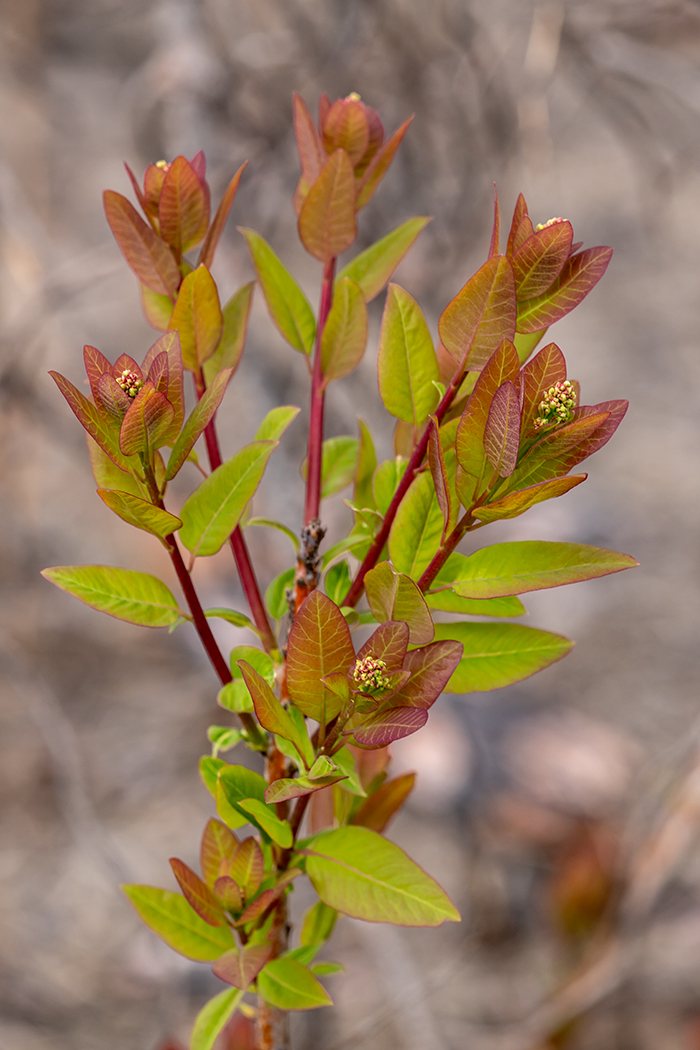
303,826,460,926
332,746,367,797
286,591,356,721
255,405,301,441
246,517,299,553
378,284,439,426
325,560,352,606
303,437,359,499
140,283,174,331
373,457,407,516
298,149,357,262
168,265,223,371
122,885,234,961
230,645,275,685
264,772,346,804
364,561,434,645
337,216,432,302
300,901,338,947
189,988,244,1050
208,725,243,757
320,277,368,385
472,475,587,524
97,489,181,538
199,756,226,796
87,436,143,497
388,472,443,581
354,419,377,511
426,590,526,617
258,958,332,1011
217,680,254,714
448,541,639,599
311,961,344,976
434,621,573,692
237,799,293,848
179,440,277,558
238,661,309,762
217,764,268,829
439,255,516,370
41,565,181,627
205,607,254,630
203,281,254,385
239,227,316,354
265,567,295,620
165,367,234,481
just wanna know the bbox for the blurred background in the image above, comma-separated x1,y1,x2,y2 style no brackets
3,0,700,1047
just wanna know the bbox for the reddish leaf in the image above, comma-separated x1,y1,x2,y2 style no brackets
352,706,428,748
439,255,516,370
198,162,247,270
572,399,628,461
484,380,520,477
200,818,239,888
298,149,357,261
170,858,225,927
519,342,567,437
293,93,325,188
190,149,207,184
213,876,243,912
286,591,356,721
83,345,112,400
428,417,458,540
158,155,210,256
123,162,151,226
119,382,175,457
355,621,409,673
236,869,302,926
143,163,167,219
49,371,132,471
473,474,587,523
145,351,169,396
95,374,130,425
512,221,573,300
103,190,180,298
141,331,185,439
350,773,416,833
164,366,233,481
323,98,370,166
213,943,274,990
237,661,300,747
516,247,613,334
488,184,500,258
265,777,345,804
356,117,413,210
168,264,223,372
364,562,434,646
454,339,520,483
391,640,464,709
506,193,531,256
507,411,612,490
229,839,264,899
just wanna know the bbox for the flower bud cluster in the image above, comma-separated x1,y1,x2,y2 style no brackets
352,655,390,694
117,369,144,398
535,216,566,231
534,380,577,429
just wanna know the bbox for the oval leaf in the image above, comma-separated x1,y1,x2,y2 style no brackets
378,284,439,426
439,255,516,369
41,565,181,627
337,216,431,302
258,958,332,1011
239,228,316,354
103,190,180,298
286,591,356,720
434,622,573,692
320,277,368,383
168,265,223,371
97,489,182,538
298,149,357,261
189,988,244,1050
352,706,428,748
122,884,234,961
158,155,209,256
516,247,613,334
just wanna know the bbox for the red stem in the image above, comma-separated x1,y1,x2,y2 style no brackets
342,365,470,607
304,256,336,524
417,510,476,592
193,372,277,654
166,534,232,685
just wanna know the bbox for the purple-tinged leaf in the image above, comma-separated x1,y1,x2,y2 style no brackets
170,858,225,927
198,162,246,270
519,342,567,437
200,818,238,888
236,869,302,926
364,561,434,646
350,773,416,833
83,345,112,399
454,339,520,482
293,93,325,188
507,411,610,491
212,876,243,913
229,838,264,899
298,149,357,262
119,381,175,456
322,98,370,165
159,155,210,256
512,221,573,300
473,474,587,523
95,373,130,426
355,117,413,210
439,255,516,370
165,367,233,481
488,184,500,258
141,331,185,442
391,640,463,709
516,247,613,334
483,380,520,478
123,162,151,225
286,591,356,721
265,776,345,804
103,190,180,298
352,706,427,748
506,193,532,257
213,943,274,990
50,371,133,471
428,417,458,541
355,621,409,672
145,351,169,395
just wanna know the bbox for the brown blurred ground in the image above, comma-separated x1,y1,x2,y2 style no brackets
3,0,700,1047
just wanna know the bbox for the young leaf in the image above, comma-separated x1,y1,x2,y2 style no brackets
438,255,516,370
325,561,352,606
519,342,567,436
286,591,356,720
364,562,434,645
506,193,533,256
218,680,254,714
302,436,359,499
217,765,268,828
97,489,182,538
103,190,180,298
378,284,439,426
433,622,573,692
426,589,526,617
165,367,234,481
454,339,520,484
140,283,174,331
516,247,613,334
41,565,181,627
265,773,346,804
372,456,407,516
158,155,210,256
355,117,413,210
121,885,234,960
238,661,309,761
208,726,243,757
213,875,243,912
236,869,302,925
390,639,463,708
292,92,325,193
189,988,244,1050
303,826,460,926
354,419,377,511
87,436,143,497
143,330,186,441
428,417,458,540
258,958,332,1011
473,475,587,523
350,773,416,833
483,380,520,477
246,518,299,554
200,818,238,888
50,371,134,472
352,706,428,748
119,382,174,457
168,265,223,371
255,405,301,442
331,746,367,797
179,440,277,558
169,858,225,927
203,282,254,385
213,943,273,990
320,277,368,384
265,567,295,621
300,901,338,947
229,837,264,897
448,540,638,599
388,472,443,580
200,756,226,797
298,149,357,261
337,216,431,302
239,228,316,354
512,221,573,300
198,162,247,270
237,799,293,848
